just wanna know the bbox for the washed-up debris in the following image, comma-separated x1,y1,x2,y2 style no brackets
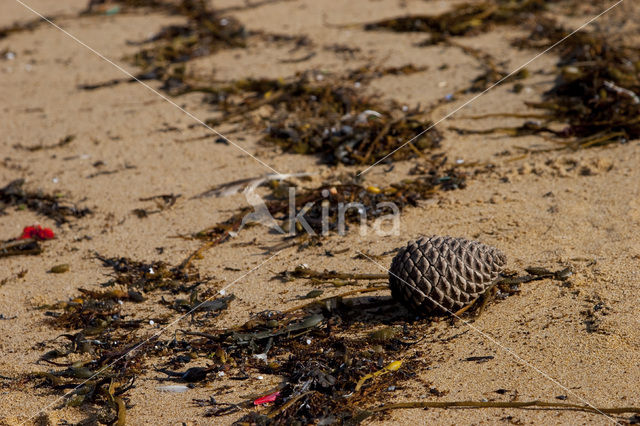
363,0,548,42
0,270,27,287
13,135,75,152
366,400,640,418
457,17,640,150
156,384,190,393
517,18,640,148
49,264,70,274
0,16,55,40
132,193,181,218
156,365,212,382
195,172,313,199
198,72,442,165
0,226,55,258
130,0,246,74
355,360,403,391
253,390,281,405
182,168,465,268
19,225,55,240
277,265,387,284
26,254,218,423
388,236,507,315
0,180,91,224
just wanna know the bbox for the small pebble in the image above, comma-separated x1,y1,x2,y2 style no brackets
49,264,70,274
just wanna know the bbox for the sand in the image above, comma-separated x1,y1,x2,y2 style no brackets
0,0,639,425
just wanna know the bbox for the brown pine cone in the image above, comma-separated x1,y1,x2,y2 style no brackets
389,236,506,315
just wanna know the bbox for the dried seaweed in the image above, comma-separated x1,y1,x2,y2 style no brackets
13,134,75,152
458,18,640,149
172,289,429,423
132,193,180,218
0,238,42,258
367,400,640,417
128,0,246,85
364,0,547,41
516,18,640,147
0,16,52,40
183,168,465,268
30,254,218,422
0,179,91,224
84,0,166,14
195,72,443,165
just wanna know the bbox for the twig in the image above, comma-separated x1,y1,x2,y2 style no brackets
369,400,640,416
283,286,389,314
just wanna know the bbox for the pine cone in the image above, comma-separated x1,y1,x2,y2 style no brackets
389,236,506,315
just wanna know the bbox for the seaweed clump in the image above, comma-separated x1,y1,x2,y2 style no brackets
130,0,246,84
174,290,430,423
30,255,215,423
364,0,548,41
515,19,640,148
0,179,91,224
182,167,465,268
201,73,442,165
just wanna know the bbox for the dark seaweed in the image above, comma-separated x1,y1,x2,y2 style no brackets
517,18,640,147
364,0,547,40
195,72,442,165
0,179,91,225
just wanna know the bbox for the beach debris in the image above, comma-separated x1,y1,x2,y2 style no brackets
130,0,246,74
516,18,640,148
0,229,48,260
363,0,548,41
13,134,75,152
156,366,212,382
182,169,465,268
457,17,640,150
389,236,507,315
278,265,388,283
195,172,313,199
132,193,181,218
19,225,55,240
0,180,90,224
29,253,210,422
199,72,442,165
253,390,280,405
355,360,403,391
156,384,190,393
49,264,70,274
0,238,43,259
0,15,55,40
0,270,27,287
367,399,640,417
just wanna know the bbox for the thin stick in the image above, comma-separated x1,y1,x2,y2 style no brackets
293,268,388,281
283,286,388,314
369,400,640,415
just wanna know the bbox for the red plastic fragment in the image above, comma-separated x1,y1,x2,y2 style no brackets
253,391,280,406
18,225,55,240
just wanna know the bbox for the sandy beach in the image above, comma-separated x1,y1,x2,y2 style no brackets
1,0,639,424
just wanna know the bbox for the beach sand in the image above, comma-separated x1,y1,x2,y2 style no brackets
1,0,639,424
